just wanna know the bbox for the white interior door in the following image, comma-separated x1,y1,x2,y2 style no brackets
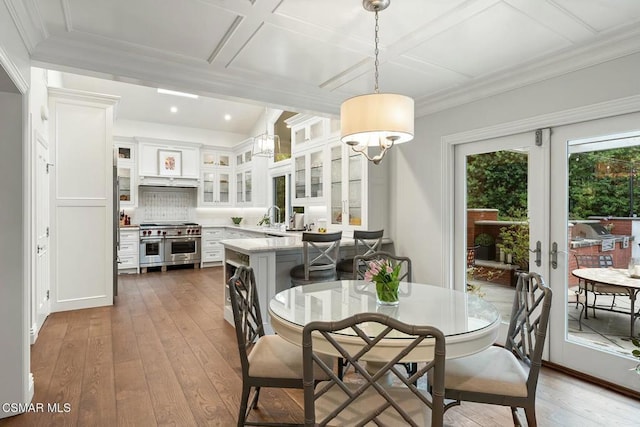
34,131,50,337
454,130,550,344
549,112,640,393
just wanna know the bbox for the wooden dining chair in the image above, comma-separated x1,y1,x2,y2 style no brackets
228,265,333,426
302,312,446,427
290,231,342,287
336,229,384,279
440,271,552,427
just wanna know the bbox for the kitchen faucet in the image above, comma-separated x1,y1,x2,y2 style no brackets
266,205,281,226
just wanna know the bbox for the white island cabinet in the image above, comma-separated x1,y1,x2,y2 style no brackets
221,234,393,331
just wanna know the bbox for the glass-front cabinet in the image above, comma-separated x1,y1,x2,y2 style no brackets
201,171,230,205
115,141,136,207
202,150,231,168
236,170,252,204
293,147,325,204
329,141,365,229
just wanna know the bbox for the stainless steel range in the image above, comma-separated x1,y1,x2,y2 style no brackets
139,223,201,271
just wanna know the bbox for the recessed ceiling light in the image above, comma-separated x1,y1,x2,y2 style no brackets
157,88,199,99
224,114,232,121
170,106,178,113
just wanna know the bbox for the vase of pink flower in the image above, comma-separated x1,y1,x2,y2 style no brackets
364,258,401,305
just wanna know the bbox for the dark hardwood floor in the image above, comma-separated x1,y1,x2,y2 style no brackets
1,267,639,426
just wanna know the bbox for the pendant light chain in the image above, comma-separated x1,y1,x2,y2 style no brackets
374,9,380,94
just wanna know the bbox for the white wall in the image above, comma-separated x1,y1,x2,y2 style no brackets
0,5,32,417
115,119,249,147
390,52,640,284
0,90,29,417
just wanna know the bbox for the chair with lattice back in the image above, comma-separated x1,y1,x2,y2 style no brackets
228,265,333,426
336,229,384,279
302,312,446,427
290,231,342,287
574,253,626,318
440,271,552,427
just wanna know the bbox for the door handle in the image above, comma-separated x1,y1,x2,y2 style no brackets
530,241,541,267
550,242,558,269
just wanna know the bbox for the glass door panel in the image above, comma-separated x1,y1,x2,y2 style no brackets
203,172,214,203
118,166,131,202
455,131,548,343
245,171,252,203
310,151,323,198
331,146,342,226
295,155,306,199
219,173,229,203
236,172,243,203
348,151,362,226
549,112,640,393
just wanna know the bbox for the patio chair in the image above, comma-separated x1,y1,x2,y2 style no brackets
440,271,552,427
302,312,446,427
574,254,626,318
336,229,384,279
228,266,333,426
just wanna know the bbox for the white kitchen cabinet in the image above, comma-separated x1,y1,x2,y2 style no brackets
201,227,225,267
235,169,252,205
288,115,328,152
118,228,139,273
202,149,232,168
293,147,325,204
327,138,389,232
329,140,364,229
232,139,267,207
115,140,136,207
201,170,231,206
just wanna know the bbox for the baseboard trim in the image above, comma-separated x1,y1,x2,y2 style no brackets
543,360,640,400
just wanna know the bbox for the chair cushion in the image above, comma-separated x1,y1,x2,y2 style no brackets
290,264,337,282
443,346,528,397
248,335,332,380
336,258,354,273
315,383,433,426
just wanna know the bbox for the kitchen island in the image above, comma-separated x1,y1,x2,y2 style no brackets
220,233,393,330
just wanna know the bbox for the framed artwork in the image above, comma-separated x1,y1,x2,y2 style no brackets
158,150,182,176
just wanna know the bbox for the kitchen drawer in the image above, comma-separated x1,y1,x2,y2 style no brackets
202,227,224,240
203,239,222,250
119,240,138,254
120,230,139,244
203,248,223,262
118,254,139,269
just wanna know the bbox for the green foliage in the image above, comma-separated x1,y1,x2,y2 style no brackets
569,147,640,219
474,233,494,246
497,221,530,270
467,151,527,217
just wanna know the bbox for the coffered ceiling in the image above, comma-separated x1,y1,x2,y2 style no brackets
11,0,640,126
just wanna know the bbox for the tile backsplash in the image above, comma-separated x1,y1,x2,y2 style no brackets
138,186,196,222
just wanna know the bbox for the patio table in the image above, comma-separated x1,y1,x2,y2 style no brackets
571,268,640,337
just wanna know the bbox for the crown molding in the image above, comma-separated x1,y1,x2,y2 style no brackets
4,0,47,53
0,43,28,93
416,25,640,117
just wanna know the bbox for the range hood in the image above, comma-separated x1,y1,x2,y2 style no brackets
138,175,199,188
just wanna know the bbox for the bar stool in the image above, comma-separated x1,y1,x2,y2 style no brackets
290,231,342,287
336,229,384,279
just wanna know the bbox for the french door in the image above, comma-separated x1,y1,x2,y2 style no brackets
454,130,550,344
549,112,640,392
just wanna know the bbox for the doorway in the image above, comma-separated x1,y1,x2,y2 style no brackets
549,112,640,393
454,130,549,343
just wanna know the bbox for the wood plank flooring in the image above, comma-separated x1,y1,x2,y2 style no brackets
1,266,639,426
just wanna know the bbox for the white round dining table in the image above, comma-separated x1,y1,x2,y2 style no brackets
268,280,501,361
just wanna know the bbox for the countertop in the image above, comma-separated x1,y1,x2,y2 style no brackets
220,235,393,254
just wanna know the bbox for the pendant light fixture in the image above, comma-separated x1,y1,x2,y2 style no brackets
340,0,414,165
252,107,280,158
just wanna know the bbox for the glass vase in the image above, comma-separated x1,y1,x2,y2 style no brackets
375,280,400,306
